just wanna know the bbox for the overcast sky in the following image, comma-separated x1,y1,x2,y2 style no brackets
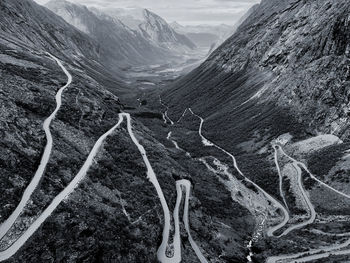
34,0,260,25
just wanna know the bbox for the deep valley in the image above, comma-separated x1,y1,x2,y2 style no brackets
1,0,350,262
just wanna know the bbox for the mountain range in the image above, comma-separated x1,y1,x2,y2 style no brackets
98,7,197,52
170,22,233,49
1,0,350,262
45,0,196,68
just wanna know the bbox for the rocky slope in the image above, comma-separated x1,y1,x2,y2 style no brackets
163,0,350,151
0,0,255,262
158,0,350,260
0,0,131,92
45,0,174,68
0,0,98,61
0,51,253,262
97,7,196,54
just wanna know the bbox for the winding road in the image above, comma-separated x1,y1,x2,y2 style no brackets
4,61,350,262
0,115,124,261
122,112,181,263
0,107,208,262
275,163,316,237
273,146,289,211
126,112,206,263
0,53,72,241
266,145,350,262
162,105,350,262
278,145,350,200
1,78,208,262
159,96,174,125
178,180,208,263
159,104,350,262
187,108,290,237
267,238,350,263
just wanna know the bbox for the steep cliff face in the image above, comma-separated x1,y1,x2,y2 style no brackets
0,0,131,88
163,0,350,144
98,7,196,53
45,0,175,67
0,0,98,60
139,9,197,51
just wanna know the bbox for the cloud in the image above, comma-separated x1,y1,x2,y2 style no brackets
34,0,260,25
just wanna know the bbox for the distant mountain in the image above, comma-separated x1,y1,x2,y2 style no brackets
171,5,260,52
0,0,131,90
97,7,196,54
45,0,174,67
205,4,260,53
170,22,233,49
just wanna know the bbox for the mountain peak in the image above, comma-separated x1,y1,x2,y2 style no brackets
94,7,196,50
46,0,87,11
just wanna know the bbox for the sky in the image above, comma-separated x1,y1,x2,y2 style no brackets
34,0,260,25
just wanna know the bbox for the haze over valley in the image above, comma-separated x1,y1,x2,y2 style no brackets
1,0,350,262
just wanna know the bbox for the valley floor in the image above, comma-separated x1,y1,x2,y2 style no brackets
1,48,350,263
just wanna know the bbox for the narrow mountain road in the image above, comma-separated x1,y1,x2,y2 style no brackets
176,109,188,123
122,112,180,263
309,229,350,237
167,132,182,151
266,238,350,263
266,145,350,262
124,113,206,263
187,108,290,237
178,180,208,263
160,105,350,262
0,116,124,261
278,145,350,200
1,104,207,262
273,146,289,211
275,163,316,237
159,96,174,125
0,53,72,241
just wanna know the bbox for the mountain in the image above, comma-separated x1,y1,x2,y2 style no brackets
45,0,175,68
163,0,350,151
170,22,233,49
0,0,254,262
0,0,130,92
170,5,261,52
3,0,350,262
161,0,350,259
97,7,197,54
0,0,98,61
